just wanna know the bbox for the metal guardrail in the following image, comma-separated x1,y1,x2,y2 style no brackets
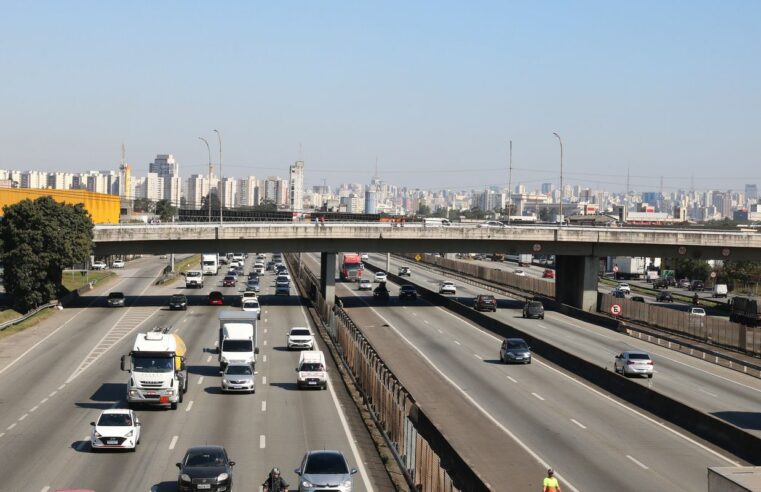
0,301,59,331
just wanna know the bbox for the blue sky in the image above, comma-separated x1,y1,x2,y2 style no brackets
1,1,759,192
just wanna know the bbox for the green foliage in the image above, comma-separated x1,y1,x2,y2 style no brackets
719,260,761,291
155,199,177,222
447,209,461,222
251,200,277,212
462,207,485,220
133,197,155,213
201,191,220,211
0,196,93,312
417,203,431,216
669,257,710,281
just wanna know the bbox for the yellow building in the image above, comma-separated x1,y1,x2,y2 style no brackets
0,188,120,224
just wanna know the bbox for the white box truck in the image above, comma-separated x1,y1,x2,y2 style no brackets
201,253,219,275
218,311,258,371
121,331,188,410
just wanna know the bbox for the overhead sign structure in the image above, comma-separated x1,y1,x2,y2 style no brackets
610,304,622,316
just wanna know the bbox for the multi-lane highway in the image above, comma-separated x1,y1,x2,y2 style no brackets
303,252,748,491
0,255,389,491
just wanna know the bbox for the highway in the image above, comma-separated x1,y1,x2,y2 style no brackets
0,255,388,491
367,254,761,437
303,253,744,491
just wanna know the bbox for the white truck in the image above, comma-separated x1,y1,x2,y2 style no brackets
608,256,648,280
296,350,327,390
218,311,259,371
185,270,204,288
121,331,188,410
201,253,219,275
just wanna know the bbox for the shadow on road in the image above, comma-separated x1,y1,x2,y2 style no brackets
75,383,123,409
188,364,221,377
712,411,761,431
270,382,300,391
151,481,178,492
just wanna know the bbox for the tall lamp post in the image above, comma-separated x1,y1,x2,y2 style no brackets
214,129,223,226
507,140,513,225
553,132,563,228
199,137,212,223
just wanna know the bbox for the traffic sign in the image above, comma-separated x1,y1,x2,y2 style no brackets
612,265,619,273
710,271,717,279
415,254,422,262
610,304,622,316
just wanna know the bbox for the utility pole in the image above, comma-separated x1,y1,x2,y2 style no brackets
214,129,223,226
507,140,513,225
552,133,563,228
199,137,212,223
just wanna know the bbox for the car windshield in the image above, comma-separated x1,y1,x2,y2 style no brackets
344,264,362,272
300,362,323,371
225,365,252,375
187,272,201,278
291,329,311,336
243,302,259,309
170,295,185,302
98,413,132,426
202,260,215,266
376,272,386,277
402,286,415,291
442,282,453,286
304,453,349,474
360,279,371,284
628,353,650,360
132,356,173,373
507,340,528,350
223,340,253,352
185,450,227,468
108,293,124,299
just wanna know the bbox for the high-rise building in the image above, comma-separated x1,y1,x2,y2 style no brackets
264,176,288,206
238,176,259,207
746,184,758,204
541,183,554,195
186,174,210,210
142,172,164,201
365,185,378,214
149,154,179,202
219,177,237,208
20,171,48,189
289,161,304,211
47,172,75,190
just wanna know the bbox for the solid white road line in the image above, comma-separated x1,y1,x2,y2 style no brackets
531,392,545,401
570,418,587,429
186,400,194,412
626,454,649,470
699,388,718,398
264,340,268,346
259,435,266,449
262,401,266,412
169,435,178,450
18,413,28,421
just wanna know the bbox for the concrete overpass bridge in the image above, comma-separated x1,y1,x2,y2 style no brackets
93,222,761,311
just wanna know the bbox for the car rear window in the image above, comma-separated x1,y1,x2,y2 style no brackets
628,353,650,360
480,296,495,301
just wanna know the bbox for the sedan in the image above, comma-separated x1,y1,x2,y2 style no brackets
399,285,418,300
358,278,372,291
112,259,125,268
208,291,224,306
295,450,357,492
245,280,260,292
221,363,255,393
617,283,631,294
500,338,531,364
439,281,456,294
177,445,235,492
610,289,626,298
222,275,237,287
614,351,654,378
169,294,188,311
90,409,140,452
514,269,526,277
373,271,387,283
656,291,673,303
91,261,108,270
107,292,126,307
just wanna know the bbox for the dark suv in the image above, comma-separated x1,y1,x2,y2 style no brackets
522,300,544,319
399,285,418,300
656,291,674,302
652,278,669,289
689,280,705,291
169,294,188,311
474,294,497,312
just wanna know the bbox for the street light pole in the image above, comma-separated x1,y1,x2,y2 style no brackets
507,140,513,226
553,132,563,228
213,129,223,226
199,137,212,223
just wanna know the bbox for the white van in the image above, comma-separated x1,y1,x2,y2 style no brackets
219,323,255,370
713,284,728,298
296,350,327,390
423,217,451,227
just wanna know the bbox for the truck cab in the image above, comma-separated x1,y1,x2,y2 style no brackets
121,331,188,410
218,311,259,371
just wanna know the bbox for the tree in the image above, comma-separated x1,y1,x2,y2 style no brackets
0,196,93,312
200,191,220,212
133,197,155,213
417,203,431,216
538,207,551,222
155,199,176,222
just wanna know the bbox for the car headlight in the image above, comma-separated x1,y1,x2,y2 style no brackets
222,378,229,385
166,389,175,395
341,480,352,488
129,389,137,397
125,430,133,437
301,480,314,488
180,473,191,482
94,431,102,438
217,472,229,482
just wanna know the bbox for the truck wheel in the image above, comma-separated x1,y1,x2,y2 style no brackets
171,402,177,410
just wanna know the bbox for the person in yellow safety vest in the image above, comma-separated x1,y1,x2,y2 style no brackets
543,468,561,492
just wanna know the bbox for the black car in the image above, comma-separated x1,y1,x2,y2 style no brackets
656,291,674,302
398,266,412,277
652,278,669,289
474,294,497,312
177,445,234,492
107,292,126,307
522,300,544,319
373,283,390,301
399,285,418,300
689,280,705,291
631,296,646,303
169,294,188,311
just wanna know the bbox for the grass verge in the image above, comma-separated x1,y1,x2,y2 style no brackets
156,255,202,286
61,270,115,292
0,307,57,340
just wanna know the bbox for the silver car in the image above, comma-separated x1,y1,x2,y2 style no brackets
221,363,255,393
614,350,654,378
295,450,357,492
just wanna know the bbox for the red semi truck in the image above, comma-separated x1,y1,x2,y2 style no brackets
340,253,364,281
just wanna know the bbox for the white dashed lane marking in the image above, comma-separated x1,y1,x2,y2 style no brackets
453,340,461,345
626,455,649,470
186,401,194,412
506,376,518,383
570,418,587,429
198,376,204,385
169,435,178,450
262,401,266,412
259,435,266,449
531,392,545,401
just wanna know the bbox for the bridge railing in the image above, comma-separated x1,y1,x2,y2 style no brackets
286,254,468,492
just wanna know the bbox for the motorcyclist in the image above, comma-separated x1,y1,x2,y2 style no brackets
262,467,289,492
692,293,699,306
374,281,389,298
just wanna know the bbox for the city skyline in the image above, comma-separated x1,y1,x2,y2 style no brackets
1,2,759,191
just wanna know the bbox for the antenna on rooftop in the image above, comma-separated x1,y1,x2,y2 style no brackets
119,143,126,171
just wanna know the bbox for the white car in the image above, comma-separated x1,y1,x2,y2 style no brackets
477,220,505,228
90,409,141,451
617,283,631,294
360,253,369,260
614,351,654,378
374,271,387,283
91,261,107,270
439,281,456,294
241,298,261,319
287,327,316,350
358,278,373,291
112,259,125,268
514,269,526,277
689,307,706,316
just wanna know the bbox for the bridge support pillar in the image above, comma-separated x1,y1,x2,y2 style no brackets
555,255,599,312
320,252,336,305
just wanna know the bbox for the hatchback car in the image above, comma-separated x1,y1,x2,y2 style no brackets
241,298,261,319
208,291,224,306
169,294,188,311
655,291,673,302
90,409,140,451
542,269,555,279
276,275,290,288
610,289,626,298
177,445,235,492
275,284,290,296
287,327,316,350
374,271,387,283
614,351,654,378
499,338,532,364
689,307,706,316
222,275,237,287
439,281,456,295
358,278,372,291
398,266,411,277
474,294,497,312
522,300,544,319
631,296,646,303
399,285,418,300
295,450,357,492
221,363,255,393
107,292,126,307
246,279,260,292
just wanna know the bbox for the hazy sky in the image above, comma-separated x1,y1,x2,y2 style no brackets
1,1,759,192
